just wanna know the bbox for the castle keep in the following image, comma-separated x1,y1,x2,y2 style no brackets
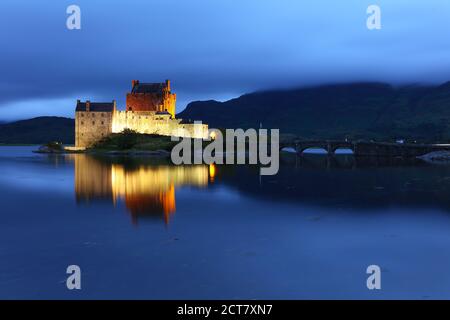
75,80,208,148
126,80,176,116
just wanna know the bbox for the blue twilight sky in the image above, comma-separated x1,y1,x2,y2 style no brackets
0,0,450,121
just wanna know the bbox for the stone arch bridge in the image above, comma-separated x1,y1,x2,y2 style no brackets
280,139,450,157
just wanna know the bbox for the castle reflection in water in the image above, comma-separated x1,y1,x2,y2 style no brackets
71,155,214,224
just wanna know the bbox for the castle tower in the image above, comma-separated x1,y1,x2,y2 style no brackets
75,100,115,148
126,80,176,117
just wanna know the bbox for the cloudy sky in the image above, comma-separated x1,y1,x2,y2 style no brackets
1,0,450,121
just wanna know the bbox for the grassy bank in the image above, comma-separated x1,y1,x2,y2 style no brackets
92,130,177,152
38,129,274,156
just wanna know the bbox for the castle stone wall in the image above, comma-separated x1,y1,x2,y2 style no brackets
112,111,208,139
75,111,113,147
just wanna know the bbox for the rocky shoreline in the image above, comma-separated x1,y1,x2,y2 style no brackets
33,144,171,157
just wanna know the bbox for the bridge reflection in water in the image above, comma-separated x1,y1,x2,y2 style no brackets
72,155,213,224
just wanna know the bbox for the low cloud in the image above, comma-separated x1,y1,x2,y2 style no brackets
1,0,450,120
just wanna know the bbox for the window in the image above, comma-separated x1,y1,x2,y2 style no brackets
92,121,95,125
81,113,84,117
101,121,104,125
81,121,84,125
92,113,95,117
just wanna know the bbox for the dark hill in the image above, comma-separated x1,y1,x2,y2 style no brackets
0,117,74,144
178,82,450,142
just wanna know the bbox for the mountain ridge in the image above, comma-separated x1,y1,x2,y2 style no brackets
0,116,74,144
178,82,450,142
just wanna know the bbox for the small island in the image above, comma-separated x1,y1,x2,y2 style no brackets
35,79,211,157
36,129,178,157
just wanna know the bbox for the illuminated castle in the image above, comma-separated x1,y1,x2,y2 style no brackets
75,80,208,148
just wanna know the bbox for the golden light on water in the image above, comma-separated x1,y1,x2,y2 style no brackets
209,163,216,182
73,155,211,224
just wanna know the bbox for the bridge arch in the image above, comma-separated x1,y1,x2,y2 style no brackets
300,147,329,154
332,147,354,155
330,144,355,154
280,146,297,153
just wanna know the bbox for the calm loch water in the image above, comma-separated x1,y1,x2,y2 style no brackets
2,146,450,299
